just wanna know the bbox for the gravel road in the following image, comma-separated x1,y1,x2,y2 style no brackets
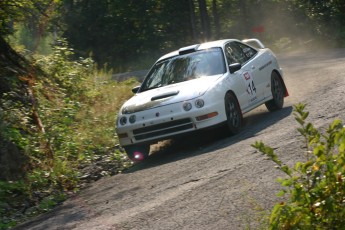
16,48,345,230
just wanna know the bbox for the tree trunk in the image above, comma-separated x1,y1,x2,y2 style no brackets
212,0,221,39
188,0,198,42
238,0,249,37
197,0,211,41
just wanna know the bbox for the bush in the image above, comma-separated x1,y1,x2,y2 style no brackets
252,103,345,229
0,38,138,228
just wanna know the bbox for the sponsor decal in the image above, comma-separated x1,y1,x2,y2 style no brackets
244,72,251,80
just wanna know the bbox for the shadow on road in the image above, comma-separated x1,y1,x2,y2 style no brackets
124,106,293,173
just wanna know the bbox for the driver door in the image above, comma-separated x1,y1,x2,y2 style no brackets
224,42,261,112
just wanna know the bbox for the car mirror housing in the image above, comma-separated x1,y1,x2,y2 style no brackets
229,63,241,74
132,85,141,94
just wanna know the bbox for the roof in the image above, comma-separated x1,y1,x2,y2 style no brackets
157,39,239,62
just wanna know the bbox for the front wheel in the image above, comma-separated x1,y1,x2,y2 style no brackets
124,145,150,163
265,72,284,112
224,93,242,135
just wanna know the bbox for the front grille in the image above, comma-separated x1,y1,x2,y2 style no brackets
133,118,194,141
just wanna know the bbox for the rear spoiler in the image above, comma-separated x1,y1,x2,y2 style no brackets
242,38,265,49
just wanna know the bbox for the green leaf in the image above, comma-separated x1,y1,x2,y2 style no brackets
295,162,302,171
302,111,309,120
295,116,304,126
281,165,292,177
329,119,343,131
276,190,287,197
301,161,313,173
281,179,293,187
313,145,325,158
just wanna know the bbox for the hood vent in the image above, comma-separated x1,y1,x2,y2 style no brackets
151,90,179,101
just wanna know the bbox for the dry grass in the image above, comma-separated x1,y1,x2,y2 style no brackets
74,71,139,159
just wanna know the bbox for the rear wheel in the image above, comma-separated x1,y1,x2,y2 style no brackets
224,93,242,135
265,72,284,112
124,145,150,163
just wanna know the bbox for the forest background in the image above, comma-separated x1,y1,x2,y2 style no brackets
0,0,345,229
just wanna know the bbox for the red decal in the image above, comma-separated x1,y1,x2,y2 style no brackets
244,72,251,80
252,25,265,33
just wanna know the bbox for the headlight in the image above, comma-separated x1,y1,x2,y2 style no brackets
119,116,127,125
183,102,192,111
129,115,136,124
195,99,205,108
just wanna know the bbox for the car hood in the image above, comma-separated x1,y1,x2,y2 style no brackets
121,74,224,114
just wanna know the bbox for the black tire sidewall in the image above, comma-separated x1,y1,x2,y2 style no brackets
265,72,284,111
224,93,242,134
272,73,284,108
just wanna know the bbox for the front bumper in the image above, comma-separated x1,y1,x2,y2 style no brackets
116,99,226,146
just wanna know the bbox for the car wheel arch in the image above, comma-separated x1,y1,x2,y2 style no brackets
224,90,243,134
265,71,285,112
271,70,289,97
224,90,243,118
224,89,243,119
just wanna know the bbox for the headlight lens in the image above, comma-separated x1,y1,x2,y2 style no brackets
195,99,205,108
129,115,136,124
119,116,127,125
183,102,192,111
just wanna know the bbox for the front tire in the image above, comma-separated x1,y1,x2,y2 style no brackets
265,72,284,112
224,93,242,135
124,145,150,163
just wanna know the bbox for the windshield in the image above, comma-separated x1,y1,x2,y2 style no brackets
140,48,226,92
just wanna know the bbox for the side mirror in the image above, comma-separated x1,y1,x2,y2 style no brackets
132,85,141,93
229,63,241,74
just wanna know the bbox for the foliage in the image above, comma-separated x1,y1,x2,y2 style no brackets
1,0,345,229
252,104,345,229
27,38,93,190
60,0,345,70
4,1,345,70
60,0,195,70
289,0,345,43
0,38,137,228
0,180,26,229
28,38,135,190
0,0,58,36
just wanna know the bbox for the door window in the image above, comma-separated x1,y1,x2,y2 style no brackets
225,42,257,65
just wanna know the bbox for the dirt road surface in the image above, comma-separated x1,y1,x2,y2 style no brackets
16,48,345,230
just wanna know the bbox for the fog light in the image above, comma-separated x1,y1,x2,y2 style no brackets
119,116,127,125
129,115,136,124
183,102,192,111
195,99,204,108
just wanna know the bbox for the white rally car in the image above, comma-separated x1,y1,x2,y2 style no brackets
116,39,288,162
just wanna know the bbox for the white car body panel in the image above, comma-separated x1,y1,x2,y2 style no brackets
116,39,287,148
121,75,223,113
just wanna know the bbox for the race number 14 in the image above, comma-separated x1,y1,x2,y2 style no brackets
247,80,256,95
243,72,257,101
